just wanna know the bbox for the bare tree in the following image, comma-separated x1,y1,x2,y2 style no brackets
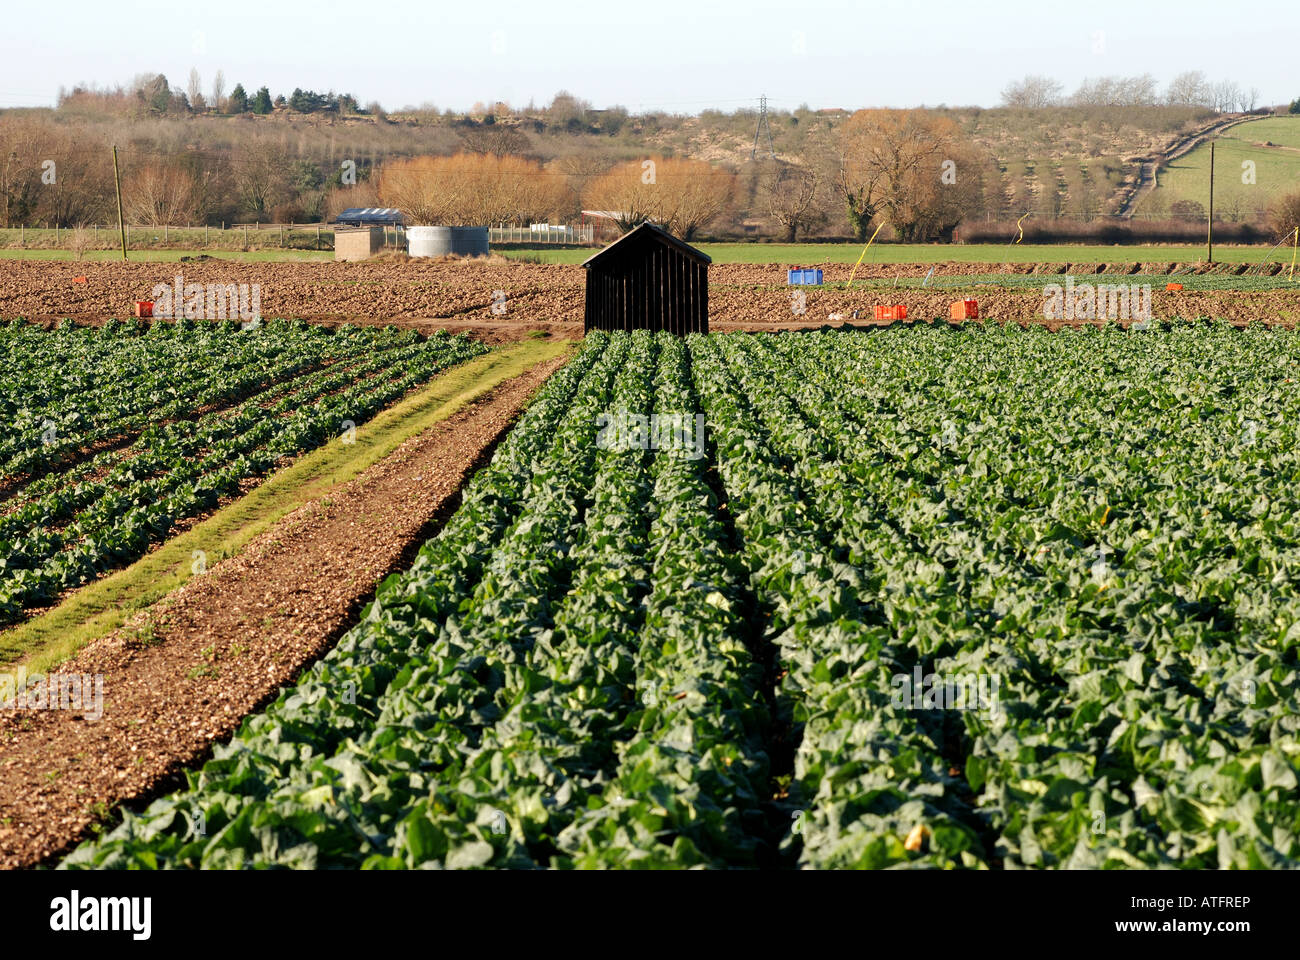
1119,74,1160,106
68,224,92,260
1167,71,1213,107
585,157,734,238
547,90,591,129
834,109,980,241
233,140,291,217
826,119,883,240
211,70,226,113
1071,76,1158,107
756,160,822,242
1212,80,1243,113
1000,75,1064,109
187,68,205,112
379,153,571,225
458,125,532,157
1269,192,1300,241
124,162,201,225
552,152,611,209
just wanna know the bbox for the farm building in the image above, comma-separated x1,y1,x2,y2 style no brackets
582,223,710,335
334,227,384,262
333,207,405,227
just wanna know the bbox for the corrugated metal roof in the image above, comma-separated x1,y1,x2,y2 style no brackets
334,207,405,224
581,222,711,268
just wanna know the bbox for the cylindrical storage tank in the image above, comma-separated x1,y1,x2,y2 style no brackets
406,225,489,258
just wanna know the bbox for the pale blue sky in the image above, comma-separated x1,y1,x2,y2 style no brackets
1,0,1295,112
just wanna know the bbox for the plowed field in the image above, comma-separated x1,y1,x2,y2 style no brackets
3,258,1299,334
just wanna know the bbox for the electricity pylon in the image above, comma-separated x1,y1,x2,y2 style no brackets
751,95,775,160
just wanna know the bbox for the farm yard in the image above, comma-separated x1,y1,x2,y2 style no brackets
1,309,1299,871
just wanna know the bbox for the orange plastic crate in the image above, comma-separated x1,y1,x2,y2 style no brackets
134,301,154,318
874,304,907,321
1166,283,1183,292
950,299,979,320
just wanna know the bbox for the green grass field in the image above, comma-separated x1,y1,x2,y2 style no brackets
1137,116,1300,221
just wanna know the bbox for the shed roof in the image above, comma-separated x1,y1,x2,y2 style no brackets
334,207,405,224
581,222,711,269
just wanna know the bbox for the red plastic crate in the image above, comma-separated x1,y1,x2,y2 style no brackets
950,299,979,320
874,304,908,321
134,301,154,318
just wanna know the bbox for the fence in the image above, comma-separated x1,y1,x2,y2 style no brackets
1,222,593,251
0,223,345,252
489,223,596,245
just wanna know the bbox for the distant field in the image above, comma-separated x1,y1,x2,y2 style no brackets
1138,116,1300,220
1,241,1291,268
503,242,1289,266
0,224,344,253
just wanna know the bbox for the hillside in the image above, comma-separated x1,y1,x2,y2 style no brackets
1134,115,1300,222
0,100,1276,238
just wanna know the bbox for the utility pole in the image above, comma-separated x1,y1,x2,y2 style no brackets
112,145,127,261
1207,140,1215,264
751,95,775,160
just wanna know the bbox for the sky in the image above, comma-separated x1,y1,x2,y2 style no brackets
1,0,1296,113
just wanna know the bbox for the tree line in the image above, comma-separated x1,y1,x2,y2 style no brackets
58,71,368,118
6,80,1300,242
1001,71,1266,113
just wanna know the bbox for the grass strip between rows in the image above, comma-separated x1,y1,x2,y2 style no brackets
0,338,572,674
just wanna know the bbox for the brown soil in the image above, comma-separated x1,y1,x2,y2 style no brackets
0,352,567,869
3,258,1298,334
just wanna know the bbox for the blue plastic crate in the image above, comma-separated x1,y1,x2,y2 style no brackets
787,268,823,285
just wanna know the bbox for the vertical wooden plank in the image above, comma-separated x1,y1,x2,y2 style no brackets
695,261,704,334
688,261,696,334
701,262,709,335
651,245,660,333
681,251,691,335
637,251,645,331
681,254,691,335
633,255,641,331
667,250,675,337
667,247,675,335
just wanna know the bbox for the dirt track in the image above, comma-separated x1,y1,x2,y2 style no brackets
0,353,566,869
3,257,1299,334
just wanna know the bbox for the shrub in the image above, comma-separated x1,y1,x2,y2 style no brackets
1268,191,1300,240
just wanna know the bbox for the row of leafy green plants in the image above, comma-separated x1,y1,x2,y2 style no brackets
0,320,486,624
66,324,1300,868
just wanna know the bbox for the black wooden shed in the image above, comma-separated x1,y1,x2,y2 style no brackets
582,223,710,335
